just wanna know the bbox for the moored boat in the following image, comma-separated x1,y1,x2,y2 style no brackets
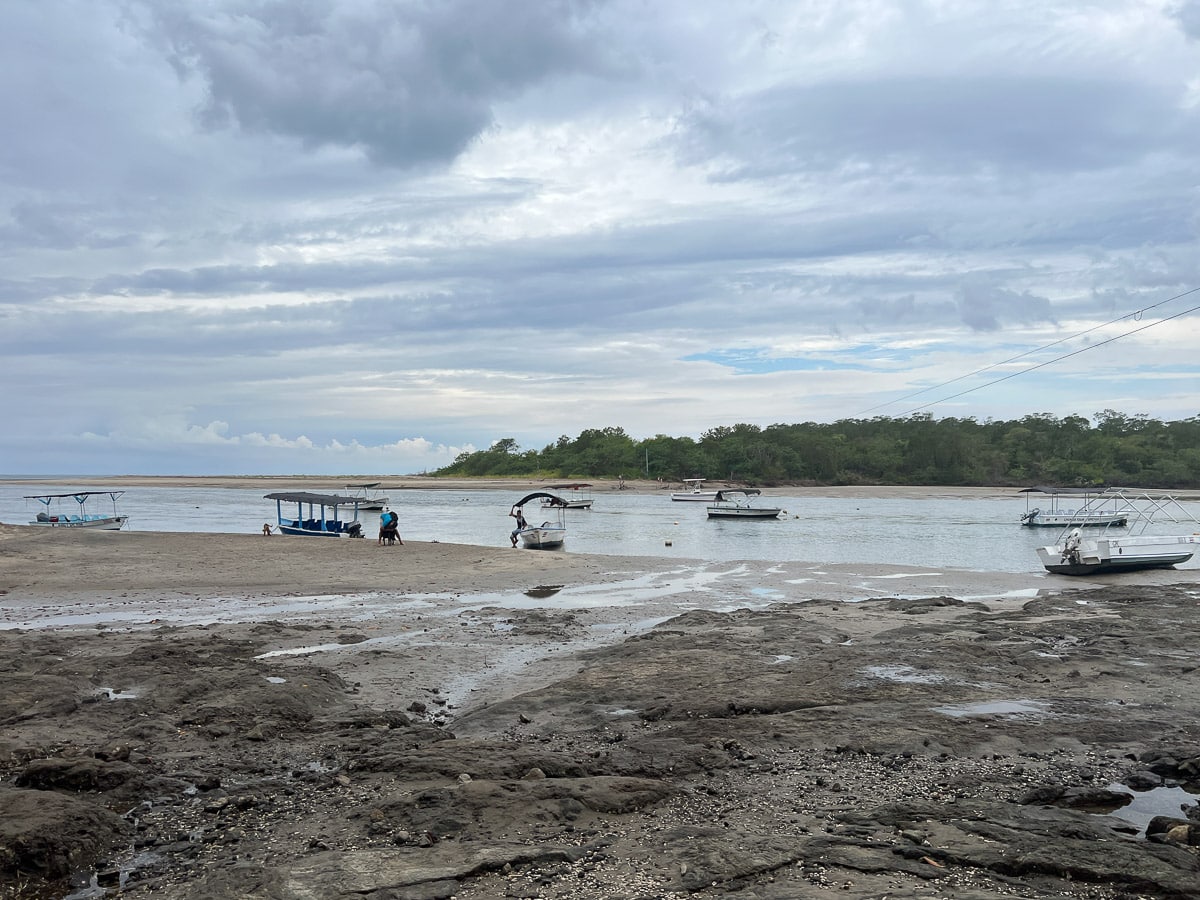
706,489,782,519
26,491,128,530
1019,486,1128,528
265,492,364,537
543,483,594,509
345,483,389,510
672,478,720,502
1035,488,1199,575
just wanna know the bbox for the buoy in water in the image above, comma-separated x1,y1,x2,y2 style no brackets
665,540,673,546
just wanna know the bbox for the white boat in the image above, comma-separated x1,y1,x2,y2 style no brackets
345,482,389,510
1019,486,1128,528
672,478,720,502
26,491,128,530
511,491,567,549
265,491,364,538
543,483,594,509
706,489,782,519
1035,488,1199,575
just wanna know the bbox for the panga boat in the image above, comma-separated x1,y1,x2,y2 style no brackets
511,492,568,549
706,489,782,519
672,478,720,501
345,482,389,510
1019,486,1128,528
1035,488,1199,575
265,492,364,538
543,483,594,509
26,491,128,530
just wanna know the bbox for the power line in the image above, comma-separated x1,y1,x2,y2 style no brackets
858,285,1200,416
896,299,1200,417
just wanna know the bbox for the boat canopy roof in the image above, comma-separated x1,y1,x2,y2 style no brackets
1019,486,1106,495
264,491,360,505
23,490,125,500
712,489,760,501
512,491,567,509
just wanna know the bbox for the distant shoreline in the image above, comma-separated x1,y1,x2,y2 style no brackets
0,474,1032,500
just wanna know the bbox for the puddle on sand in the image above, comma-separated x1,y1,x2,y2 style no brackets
1103,783,1200,836
932,699,1049,718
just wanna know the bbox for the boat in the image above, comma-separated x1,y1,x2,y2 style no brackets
543,483,594,509
25,491,128,530
706,489,782,519
345,482,389,510
672,478,720,501
510,492,568,549
264,491,364,538
1035,488,1199,575
1019,486,1128,528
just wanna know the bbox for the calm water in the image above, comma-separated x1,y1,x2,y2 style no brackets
3,484,1198,575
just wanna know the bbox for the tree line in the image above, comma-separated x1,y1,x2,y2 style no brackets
433,410,1200,488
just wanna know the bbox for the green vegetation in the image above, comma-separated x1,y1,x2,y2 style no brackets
434,411,1200,488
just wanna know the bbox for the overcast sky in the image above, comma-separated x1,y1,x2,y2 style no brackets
3,0,1200,476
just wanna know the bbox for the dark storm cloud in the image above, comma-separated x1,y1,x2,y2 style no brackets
140,0,615,167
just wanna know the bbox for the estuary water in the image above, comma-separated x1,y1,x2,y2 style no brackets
6,484,1197,576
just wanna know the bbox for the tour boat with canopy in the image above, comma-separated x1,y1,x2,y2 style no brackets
1034,488,1199,575
265,491,364,538
26,491,128,530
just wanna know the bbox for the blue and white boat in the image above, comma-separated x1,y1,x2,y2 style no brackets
264,491,364,538
26,491,128,530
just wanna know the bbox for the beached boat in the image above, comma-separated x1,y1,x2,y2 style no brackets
265,492,364,538
26,491,128,530
672,478,720,502
1035,488,1199,575
543,483,594,509
706,489,782,519
510,492,568,549
1019,486,1128,528
345,482,389,510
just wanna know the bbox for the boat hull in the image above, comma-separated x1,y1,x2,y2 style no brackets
518,526,565,549
1021,513,1128,528
672,492,720,502
1037,535,1198,575
30,515,128,530
707,507,781,519
279,525,352,540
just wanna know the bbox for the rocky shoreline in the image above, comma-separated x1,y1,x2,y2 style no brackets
1,528,1199,898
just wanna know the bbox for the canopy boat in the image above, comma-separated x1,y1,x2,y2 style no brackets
265,492,364,538
345,482,389,510
672,478,720,502
511,492,568,549
706,489,782,519
1019,486,1128,528
543,483,594,509
26,491,128,530
1035,488,1199,575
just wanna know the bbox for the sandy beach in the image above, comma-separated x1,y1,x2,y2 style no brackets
1,486,1199,898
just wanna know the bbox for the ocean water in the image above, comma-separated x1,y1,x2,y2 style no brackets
3,484,1198,575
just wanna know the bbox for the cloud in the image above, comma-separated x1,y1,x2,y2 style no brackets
138,0,615,167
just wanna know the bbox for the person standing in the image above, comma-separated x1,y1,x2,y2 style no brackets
509,506,528,547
